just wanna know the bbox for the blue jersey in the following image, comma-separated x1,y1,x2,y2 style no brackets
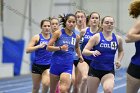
51,29,77,66
81,27,96,60
90,32,118,71
34,33,52,65
131,41,140,66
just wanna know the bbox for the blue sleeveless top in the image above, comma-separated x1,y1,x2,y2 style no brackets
51,29,77,66
34,33,52,65
131,41,140,66
81,27,96,60
90,32,118,71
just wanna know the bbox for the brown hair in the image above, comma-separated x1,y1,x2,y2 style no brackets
40,19,50,28
87,12,101,27
129,0,140,18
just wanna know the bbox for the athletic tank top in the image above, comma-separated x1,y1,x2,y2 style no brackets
34,33,52,65
131,41,140,66
81,27,96,60
90,32,118,71
51,29,77,66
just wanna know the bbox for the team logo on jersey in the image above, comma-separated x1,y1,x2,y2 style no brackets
62,37,76,45
100,43,110,48
100,41,117,50
84,35,92,39
40,41,48,45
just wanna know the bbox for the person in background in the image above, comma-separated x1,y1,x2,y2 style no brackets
72,10,87,93
50,17,60,34
50,17,60,93
26,19,52,93
79,12,101,93
125,0,140,93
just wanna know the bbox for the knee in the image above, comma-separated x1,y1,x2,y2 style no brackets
42,80,50,88
103,86,113,93
81,75,88,83
33,85,40,91
59,86,69,93
42,84,49,89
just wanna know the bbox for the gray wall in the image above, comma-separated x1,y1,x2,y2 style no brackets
3,0,133,38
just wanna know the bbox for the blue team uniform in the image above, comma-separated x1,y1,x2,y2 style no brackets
81,27,96,61
34,33,52,65
50,29,77,75
131,41,140,66
90,32,118,71
127,41,140,79
32,33,52,74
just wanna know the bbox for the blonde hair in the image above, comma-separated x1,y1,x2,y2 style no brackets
129,0,140,18
75,10,86,17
